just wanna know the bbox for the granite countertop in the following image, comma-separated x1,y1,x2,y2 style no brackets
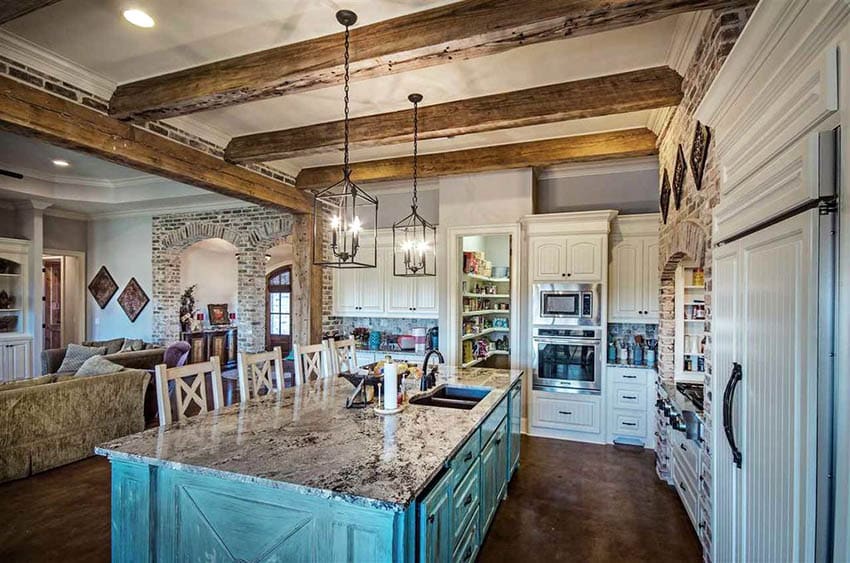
96,366,522,512
660,380,705,421
606,362,657,370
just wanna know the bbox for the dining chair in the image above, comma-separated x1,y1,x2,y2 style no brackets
237,347,284,401
292,341,331,385
154,356,224,426
327,337,359,375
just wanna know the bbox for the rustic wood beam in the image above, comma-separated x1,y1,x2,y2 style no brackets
0,75,312,214
109,0,756,122
0,0,62,24
295,128,657,190
227,66,681,163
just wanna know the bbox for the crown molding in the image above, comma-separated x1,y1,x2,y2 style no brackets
0,30,114,99
43,207,88,221
87,199,253,221
0,160,160,189
537,156,658,181
666,11,712,75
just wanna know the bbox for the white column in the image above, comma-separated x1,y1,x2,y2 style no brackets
15,200,51,375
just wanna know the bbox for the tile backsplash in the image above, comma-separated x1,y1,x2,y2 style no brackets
336,317,438,337
607,322,658,344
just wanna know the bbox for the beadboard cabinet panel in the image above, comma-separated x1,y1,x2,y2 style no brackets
608,235,659,323
566,235,603,281
530,238,566,281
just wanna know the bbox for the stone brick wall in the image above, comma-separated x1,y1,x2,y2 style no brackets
151,206,319,353
653,6,752,560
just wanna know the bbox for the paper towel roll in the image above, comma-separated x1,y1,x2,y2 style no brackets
383,362,398,410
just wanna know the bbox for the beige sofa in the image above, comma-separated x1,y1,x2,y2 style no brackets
0,369,150,483
41,337,164,375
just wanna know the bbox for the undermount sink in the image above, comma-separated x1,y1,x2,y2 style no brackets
409,385,491,410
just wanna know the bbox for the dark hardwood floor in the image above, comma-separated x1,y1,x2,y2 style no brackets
479,436,702,563
0,436,700,563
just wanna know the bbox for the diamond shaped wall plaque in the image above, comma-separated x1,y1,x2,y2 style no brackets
118,277,150,322
88,266,118,309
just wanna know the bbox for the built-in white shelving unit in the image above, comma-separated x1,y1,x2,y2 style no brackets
674,262,706,384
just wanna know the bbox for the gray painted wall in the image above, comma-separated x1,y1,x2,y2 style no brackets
375,189,439,229
86,215,153,341
0,206,19,238
537,168,659,215
44,215,87,252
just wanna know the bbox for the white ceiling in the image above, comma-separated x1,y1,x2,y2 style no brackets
0,1,705,206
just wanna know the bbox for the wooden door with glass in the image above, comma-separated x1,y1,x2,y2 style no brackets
266,266,292,354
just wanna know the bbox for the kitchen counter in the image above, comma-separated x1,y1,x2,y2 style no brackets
607,362,657,370
97,366,522,512
660,380,705,421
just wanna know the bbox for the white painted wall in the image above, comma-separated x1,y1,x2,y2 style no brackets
179,238,238,324
43,214,87,252
86,215,153,341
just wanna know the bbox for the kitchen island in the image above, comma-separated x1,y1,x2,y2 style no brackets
96,366,523,562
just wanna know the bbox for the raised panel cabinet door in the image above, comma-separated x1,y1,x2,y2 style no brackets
357,250,385,314
509,385,521,475
608,238,642,321
333,268,359,315
419,473,453,563
8,341,31,380
494,420,509,502
385,270,415,314
531,237,566,280
0,345,7,382
565,235,603,281
641,238,660,321
413,275,439,315
479,437,498,533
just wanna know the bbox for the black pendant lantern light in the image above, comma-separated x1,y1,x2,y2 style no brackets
392,93,436,277
312,10,378,269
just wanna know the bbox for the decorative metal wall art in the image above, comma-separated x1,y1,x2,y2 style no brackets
117,277,149,322
88,266,118,309
660,169,672,225
690,121,711,191
673,145,687,210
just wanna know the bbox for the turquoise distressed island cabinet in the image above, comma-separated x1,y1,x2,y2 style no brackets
98,367,522,562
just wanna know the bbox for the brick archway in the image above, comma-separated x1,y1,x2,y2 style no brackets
151,208,303,353
658,219,709,383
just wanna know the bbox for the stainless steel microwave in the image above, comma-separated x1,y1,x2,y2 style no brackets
533,283,600,326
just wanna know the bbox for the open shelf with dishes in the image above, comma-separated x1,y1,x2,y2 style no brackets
0,252,27,337
459,235,512,367
674,262,706,384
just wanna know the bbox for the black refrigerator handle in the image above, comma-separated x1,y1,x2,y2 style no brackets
722,362,743,468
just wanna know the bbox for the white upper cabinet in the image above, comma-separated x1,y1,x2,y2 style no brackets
531,235,604,282
566,235,603,281
607,216,660,323
332,234,438,318
531,238,565,280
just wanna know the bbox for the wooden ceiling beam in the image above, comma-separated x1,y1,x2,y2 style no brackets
109,0,755,122
227,66,681,163
0,75,312,214
295,128,657,190
0,1,63,24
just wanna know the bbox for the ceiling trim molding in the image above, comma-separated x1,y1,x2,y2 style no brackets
0,29,114,99
537,156,659,180
0,160,162,189
666,11,712,75
43,206,88,221
87,199,254,221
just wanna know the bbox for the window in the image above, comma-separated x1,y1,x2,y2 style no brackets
267,266,292,350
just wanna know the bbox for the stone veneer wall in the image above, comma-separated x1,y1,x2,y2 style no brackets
653,7,752,560
151,206,323,353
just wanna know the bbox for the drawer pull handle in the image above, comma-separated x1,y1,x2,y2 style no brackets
679,482,687,493
427,514,435,524
463,451,473,462
622,422,637,427
623,374,637,379
558,411,573,415
623,395,637,400
464,546,473,561
495,437,502,445
464,493,473,506
680,443,687,452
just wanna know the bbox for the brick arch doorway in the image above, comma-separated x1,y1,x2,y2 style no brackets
266,265,292,354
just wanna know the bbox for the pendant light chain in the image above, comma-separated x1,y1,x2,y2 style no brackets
343,23,351,179
412,98,419,209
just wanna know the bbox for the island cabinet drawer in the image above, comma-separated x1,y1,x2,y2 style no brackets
671,430,700,479
452,458,480,545
612,384,647,411
612,410,646,436
448,428,480,486
480,396,508,448
452,506,480,563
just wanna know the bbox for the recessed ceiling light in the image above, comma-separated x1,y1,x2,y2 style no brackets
52,159,70,167
123,9,155,28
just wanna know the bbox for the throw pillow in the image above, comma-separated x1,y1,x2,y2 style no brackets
75,355,124,377
83,337,125,355
120,338,145,352
57,344,107,373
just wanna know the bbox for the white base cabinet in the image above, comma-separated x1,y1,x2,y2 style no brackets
606,366,656,448
528,390,604,444
0,337,32,381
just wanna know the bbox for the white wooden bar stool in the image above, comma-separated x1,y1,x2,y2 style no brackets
154,356,224,426
237,347,284,401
